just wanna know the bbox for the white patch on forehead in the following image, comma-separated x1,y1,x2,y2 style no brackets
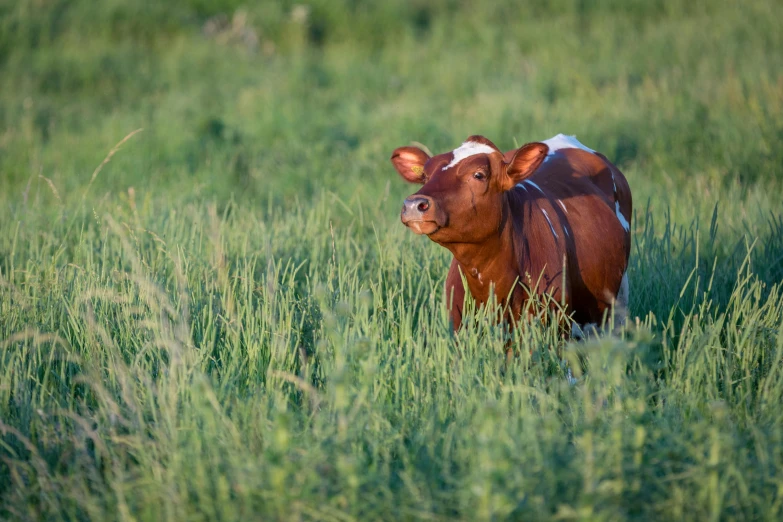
542,134,595,163
442,141,496,171
615,201,630,231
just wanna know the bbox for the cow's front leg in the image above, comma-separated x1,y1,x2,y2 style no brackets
444,260,465,332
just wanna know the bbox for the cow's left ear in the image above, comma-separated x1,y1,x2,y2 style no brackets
501,142,549,190
391,146,431,184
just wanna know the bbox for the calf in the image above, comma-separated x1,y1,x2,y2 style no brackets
390,134,632,331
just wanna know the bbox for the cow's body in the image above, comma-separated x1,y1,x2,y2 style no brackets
391,134,632,332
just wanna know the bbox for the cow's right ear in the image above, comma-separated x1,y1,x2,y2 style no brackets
391,146,431,184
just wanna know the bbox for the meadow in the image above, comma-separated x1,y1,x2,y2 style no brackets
1,0,783,519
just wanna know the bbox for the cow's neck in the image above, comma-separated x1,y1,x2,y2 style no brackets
443,197,523,310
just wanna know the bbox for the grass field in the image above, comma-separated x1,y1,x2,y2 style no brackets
2,0,783,520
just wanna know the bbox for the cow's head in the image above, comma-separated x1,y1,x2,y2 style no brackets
391,136,549,243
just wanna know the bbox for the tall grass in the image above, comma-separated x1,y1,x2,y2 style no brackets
1,0,783,520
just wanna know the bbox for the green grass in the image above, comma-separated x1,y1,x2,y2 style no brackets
1,0,783,520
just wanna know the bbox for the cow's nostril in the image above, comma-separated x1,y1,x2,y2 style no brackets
402,196,432,217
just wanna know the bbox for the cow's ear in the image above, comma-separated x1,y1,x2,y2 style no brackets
502,142,549,189
391,146,430,184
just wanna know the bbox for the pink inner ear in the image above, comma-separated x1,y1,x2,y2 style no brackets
506,143,549,183
391,147,430,184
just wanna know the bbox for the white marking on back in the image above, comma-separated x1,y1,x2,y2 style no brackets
512,134,596,199
543,134,595,155
615,201,630,231
442,141,496,171
541,208,558,239
542,134,595,164
557,200,568,214
523,180,546,195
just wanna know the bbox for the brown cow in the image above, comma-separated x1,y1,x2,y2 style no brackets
391,134,632,332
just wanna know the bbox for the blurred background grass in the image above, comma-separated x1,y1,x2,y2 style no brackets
2,0,781,206
1,0,783,520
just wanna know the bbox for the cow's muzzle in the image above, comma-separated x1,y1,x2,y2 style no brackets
401,195,440,235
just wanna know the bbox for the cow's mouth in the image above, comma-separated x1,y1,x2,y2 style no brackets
404,220,440,235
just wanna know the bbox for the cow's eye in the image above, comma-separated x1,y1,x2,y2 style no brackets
473,171,485,181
